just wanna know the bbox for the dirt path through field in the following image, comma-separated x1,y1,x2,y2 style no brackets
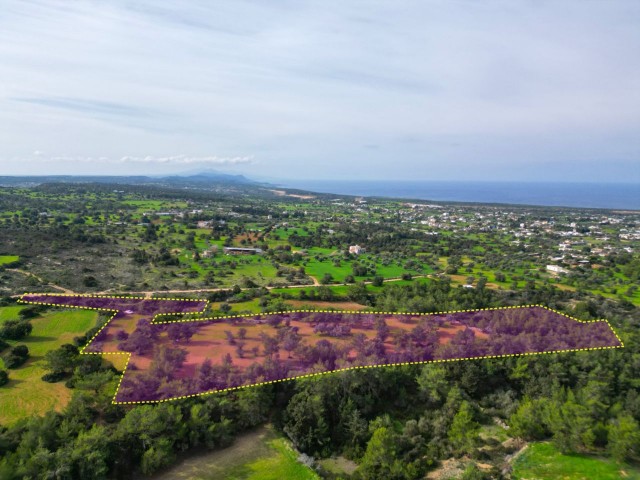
11,274,431,299
7,269,75,294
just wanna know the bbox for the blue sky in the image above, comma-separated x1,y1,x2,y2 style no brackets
0,1,638,182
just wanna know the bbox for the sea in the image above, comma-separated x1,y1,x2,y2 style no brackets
278,180,640,210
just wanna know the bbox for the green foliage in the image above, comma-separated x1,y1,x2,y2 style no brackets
448,401,480,455
283,391,331,457
0,320,33,340
608,414,640,462
508,397,550,440
44,344,80,375
2,345,29,369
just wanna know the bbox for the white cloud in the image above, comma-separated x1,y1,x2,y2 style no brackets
0,0,638,181
117,155,255,165
35,154,254,166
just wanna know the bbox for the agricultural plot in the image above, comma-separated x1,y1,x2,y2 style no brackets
0,255,19,266
512,442,640,480
150,425,319,480
0,308,98,424
19,295,623,404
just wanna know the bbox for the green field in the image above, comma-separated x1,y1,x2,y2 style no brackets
0,306,25,322
151,425,319,480
512,442,640,480
0,307,98,425
0,255,19,265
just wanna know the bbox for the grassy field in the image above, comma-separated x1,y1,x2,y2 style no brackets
0,308,98,425
0,306,25,322
512,442,640,480
150,425,319,480
0,255,19,265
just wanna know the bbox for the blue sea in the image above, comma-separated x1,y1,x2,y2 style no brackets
278,180,640,210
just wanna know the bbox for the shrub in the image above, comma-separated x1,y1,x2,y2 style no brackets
2,345,29,368
0,320,33,340
41,371,67,383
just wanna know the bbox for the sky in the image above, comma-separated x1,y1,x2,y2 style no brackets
0,1,639,182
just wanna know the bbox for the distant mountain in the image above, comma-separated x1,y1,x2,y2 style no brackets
0,172,258,188
163,172,253,185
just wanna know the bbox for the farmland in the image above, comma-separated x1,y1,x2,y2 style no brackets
512,442,640,480
0,306,99,424
0,255,19,266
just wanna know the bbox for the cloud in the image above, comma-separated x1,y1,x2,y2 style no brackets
117,155,255,165
37,155,255,166
14,97,150,118
0,0,638,180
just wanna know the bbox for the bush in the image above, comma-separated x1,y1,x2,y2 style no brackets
41,371,67,383
19,305,45,320
0,369,8,386
2,345,29,369
0,319,33,340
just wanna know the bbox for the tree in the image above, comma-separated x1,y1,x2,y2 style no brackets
448,401,479,455
44,344,80,375
608,414,640,462
0,319,33,340
416,365,449,405
2,344,29,368
372,276,384,287
0,369,8,386
347,282,370,304
68,425,110,479
149,344,188,380
321,273,333,284
237,328,247,340
283,330,302,358
167,323,197,344
283,391,331,456
357,426,414,480
508,397,549,441
546,393,595,453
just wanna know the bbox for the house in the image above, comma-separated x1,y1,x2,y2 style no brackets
349,245,364,255
223,247,263,255
197,220,213,228
546,265,569,274
201,246,218,258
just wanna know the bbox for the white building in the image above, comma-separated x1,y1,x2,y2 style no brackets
349,245,364,255
546,265,569,274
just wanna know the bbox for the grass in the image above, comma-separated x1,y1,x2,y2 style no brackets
0,308,98,425
512,442,640,480
150,425,319,480
0,255,19,265
0,306,24,322
318,456,358,477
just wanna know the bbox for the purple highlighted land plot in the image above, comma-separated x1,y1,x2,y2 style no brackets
18,294,623,404
19,294,207,355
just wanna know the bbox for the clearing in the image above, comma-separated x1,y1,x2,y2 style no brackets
0,307,98,425
149,424,319,480
512,442,640,480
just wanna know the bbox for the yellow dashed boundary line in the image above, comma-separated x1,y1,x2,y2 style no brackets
18,293,624,405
